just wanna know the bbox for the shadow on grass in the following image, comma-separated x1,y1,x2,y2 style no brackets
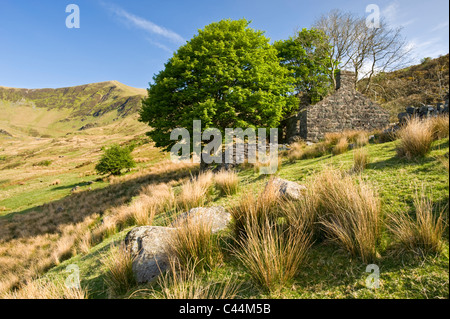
0,164,199,241
51,181,93,191
367,154,436,171
432,138,449,151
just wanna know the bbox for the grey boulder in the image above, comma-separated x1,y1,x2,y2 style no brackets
171,206,231,233
124,226,175,283
268,177,307,200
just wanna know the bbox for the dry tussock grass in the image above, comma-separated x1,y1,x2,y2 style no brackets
214,169,239,196
141,258,240,299
101,243,137,297
2,278,88,299
0,160,195,295
429,114,449,140
396,117,434,159
178,171,214,211
166,217,222,273
230,178,280,238
353,147,370,173
232,216,312,293
332,137,349,155
313,169,381,263
387,188,447,256
287,130,370,162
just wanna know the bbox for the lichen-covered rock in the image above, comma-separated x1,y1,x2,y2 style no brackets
171,206,231,233
268,177,306,201
124,226,175,283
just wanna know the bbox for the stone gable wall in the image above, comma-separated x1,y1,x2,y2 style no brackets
284,71,390,142
303,88,390,141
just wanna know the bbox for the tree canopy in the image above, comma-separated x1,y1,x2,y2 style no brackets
274,28,333,104
140,19,297,152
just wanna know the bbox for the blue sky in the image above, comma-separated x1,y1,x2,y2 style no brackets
0,0,448,89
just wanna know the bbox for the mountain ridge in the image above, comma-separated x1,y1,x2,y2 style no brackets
0,81,148,137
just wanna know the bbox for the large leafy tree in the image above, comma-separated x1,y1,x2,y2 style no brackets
140,19,297,153
274,28,333,105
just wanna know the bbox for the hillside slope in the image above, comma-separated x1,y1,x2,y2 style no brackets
12,136,448,299
0,81,147,137
358,54,449,121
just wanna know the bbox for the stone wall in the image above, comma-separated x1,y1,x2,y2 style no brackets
284,71,390,142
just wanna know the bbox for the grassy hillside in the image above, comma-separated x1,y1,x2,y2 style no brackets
0,81,147,137
357,54,449,121
3,125,447,299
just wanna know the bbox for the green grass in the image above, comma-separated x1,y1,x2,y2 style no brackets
27,137,449,299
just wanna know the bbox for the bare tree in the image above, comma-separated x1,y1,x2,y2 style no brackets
313,10,358,89
314,9,412,92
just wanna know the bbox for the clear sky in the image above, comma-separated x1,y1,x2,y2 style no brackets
0,0,448,89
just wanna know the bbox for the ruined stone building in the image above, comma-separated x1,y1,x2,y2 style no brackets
283,70,390,142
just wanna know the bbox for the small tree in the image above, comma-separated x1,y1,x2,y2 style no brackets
95,144,136,176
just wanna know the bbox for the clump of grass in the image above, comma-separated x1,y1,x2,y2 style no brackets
332,137,349,155
436,154,449,171
325,130,367,146
387,189,447,256
232,216,312,293
429,114,449,140
33,160,52,167
396,117,433,159
313,169,381,263
129,195,158,226
287,141,306,162
3,278,87,299
353,147,370,173
167,218,222,273
287,132,368,162
3,162,21,169
101,243,137,297
355,132,369,148
214,169,239,196
302,142,330,159
145,258,240,299
178,171,214,211
280,189,318,238
230,178,280,238
52,235,77,264
372,129,397,144
324,132,343,145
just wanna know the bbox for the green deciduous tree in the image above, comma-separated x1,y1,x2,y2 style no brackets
95,144,136,176
274,28,334,105
139,19,297,153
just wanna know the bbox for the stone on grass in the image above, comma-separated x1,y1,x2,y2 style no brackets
171,206,231,233
268,177,307,201
124,226,175,283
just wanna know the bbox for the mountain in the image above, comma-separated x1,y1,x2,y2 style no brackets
0,81,147,137
357,54,449,121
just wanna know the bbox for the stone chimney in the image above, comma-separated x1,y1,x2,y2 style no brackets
336,70,356,91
